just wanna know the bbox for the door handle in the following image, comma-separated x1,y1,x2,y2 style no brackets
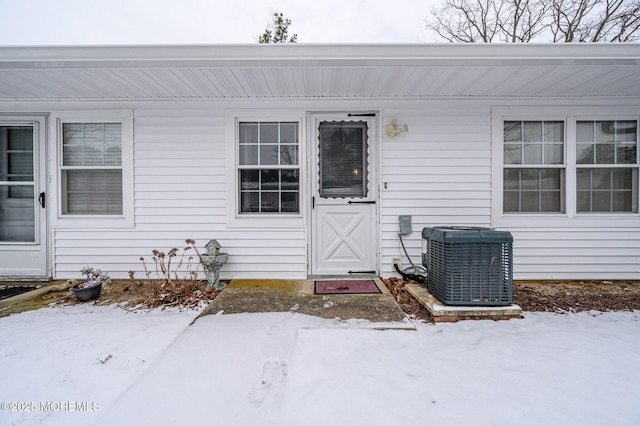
347,200,375,204
39,192,45,208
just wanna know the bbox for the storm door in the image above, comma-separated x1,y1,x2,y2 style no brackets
0,118,48,278
310,114,378,276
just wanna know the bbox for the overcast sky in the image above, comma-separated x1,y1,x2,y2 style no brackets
0,0,439,45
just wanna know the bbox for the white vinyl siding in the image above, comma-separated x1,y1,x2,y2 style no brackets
380,102,493,276
1,98,639,281
509,227,640,280
383,102,640,281
492,106,640,280
133,107,305,279
52,105,308,280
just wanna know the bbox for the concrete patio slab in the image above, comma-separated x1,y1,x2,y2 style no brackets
405,283,523,322
199,279,413,328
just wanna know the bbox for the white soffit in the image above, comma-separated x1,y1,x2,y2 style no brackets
0,44,639,100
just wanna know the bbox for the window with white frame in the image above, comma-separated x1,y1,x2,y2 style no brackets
55,111,133,227
576,120,638,213
503,120,565,213
496,109,639,219
61,122,123,215
237,121,300,214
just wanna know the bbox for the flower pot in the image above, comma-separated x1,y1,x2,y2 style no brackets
73,283,102,302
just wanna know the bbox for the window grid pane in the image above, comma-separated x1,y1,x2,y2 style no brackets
503,168,564,213
503,121,564,165
238,121,300,214
576,168,637,213
576,120,638,165
239,169,299,213
239,122,299,166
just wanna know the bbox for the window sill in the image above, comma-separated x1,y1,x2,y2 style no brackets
494,213,640,228
226,213,304,229
54,215,134,229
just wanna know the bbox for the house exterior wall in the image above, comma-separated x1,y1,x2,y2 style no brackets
2,97,639,281
47,100,309,280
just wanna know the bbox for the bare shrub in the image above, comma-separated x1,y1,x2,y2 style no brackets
128,239,219,310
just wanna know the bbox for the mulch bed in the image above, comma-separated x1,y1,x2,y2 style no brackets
383,277,640,321
61,279,220,310
383,277,433,322
513,280,640,313
23,278,640,320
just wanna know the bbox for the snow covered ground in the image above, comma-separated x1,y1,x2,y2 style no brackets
1,304,639,426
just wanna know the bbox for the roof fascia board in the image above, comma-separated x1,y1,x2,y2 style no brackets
0,44,638,70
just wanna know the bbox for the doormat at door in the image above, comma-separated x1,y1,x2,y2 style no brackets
314,280,381,295
0,285,40,301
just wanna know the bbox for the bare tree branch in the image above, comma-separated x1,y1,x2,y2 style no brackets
497,0,550,41
426,0,640,42
426,0,503,42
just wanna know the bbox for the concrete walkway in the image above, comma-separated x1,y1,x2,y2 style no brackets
199,278,410,325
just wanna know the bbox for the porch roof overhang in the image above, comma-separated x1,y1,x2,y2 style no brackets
0,43,639,101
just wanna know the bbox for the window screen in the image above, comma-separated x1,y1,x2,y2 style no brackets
319,121,368,198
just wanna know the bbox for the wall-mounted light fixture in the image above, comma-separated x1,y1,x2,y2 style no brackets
385,119,408,138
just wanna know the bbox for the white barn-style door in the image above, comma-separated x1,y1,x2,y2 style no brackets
310,114,378,276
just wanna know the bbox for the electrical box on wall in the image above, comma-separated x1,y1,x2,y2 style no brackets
399,215,412,235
